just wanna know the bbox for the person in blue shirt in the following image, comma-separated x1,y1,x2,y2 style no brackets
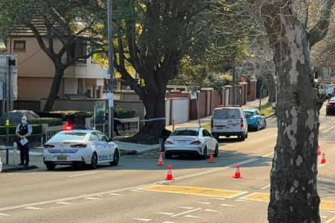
16,116,33,167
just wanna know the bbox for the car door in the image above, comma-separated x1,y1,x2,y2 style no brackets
97,132,113,162
203,129,214,152
89,132,102,163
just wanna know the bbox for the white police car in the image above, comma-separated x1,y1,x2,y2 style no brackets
43,129,120,170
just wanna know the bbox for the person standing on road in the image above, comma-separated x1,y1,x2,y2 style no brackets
16,116,33,167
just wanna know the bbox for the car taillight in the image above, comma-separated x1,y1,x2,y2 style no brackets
165,140,173,145
44,144,55,149
191,140,201,145
327,102,332,108
241,118,244,128
70,144,87,148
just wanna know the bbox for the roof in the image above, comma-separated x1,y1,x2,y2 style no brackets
173,127,202,131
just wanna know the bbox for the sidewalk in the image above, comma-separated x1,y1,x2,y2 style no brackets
1,148,43,172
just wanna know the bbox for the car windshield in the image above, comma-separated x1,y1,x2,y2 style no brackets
172,130,199,136
214,109,240,119
48,132,87,143
244,111,254,118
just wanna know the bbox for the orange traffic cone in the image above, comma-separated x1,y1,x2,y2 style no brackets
157,152,164,166
321,152,327,164
233,164,242,179
317,145,322,156
166,165,174,181
208,152,215,163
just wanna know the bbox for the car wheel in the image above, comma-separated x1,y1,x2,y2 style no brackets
240,134,245,141
214,144,219,157
165,152,172,159
263,120,267,129
245,132,248,139
46,163,55,171
110,149,120,166
90,152,98,169
202,146,208,159
256,122,260,131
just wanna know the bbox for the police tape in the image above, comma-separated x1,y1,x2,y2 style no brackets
140,117,166,122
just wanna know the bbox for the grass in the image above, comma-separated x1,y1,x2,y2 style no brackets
260,102,276,118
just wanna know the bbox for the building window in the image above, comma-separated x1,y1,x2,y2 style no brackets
69,40,87,64
13,40,26,52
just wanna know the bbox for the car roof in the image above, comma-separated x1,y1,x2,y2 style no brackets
213,107,242,110
59,129,101,134
173,127,203,131
244,109,258,112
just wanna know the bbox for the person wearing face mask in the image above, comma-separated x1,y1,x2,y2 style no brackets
16,116,33,167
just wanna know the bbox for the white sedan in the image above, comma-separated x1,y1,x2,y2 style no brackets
164,127,219,159
43,130,120,170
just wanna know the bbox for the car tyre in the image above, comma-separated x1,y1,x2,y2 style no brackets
46,163,55,171
214,144,219,157
240,134,245,141
111,149,120,166
256,122,260,131
202,146,208,159
165,152,172,159
90,152,98,169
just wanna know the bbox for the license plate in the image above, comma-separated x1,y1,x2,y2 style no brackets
216,127,223,130
57,155,67,161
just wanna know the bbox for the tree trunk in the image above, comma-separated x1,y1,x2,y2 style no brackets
261,2,321,223
131,88,166,144
43,68,65,111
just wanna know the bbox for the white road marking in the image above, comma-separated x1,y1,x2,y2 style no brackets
321,216,328,218
220,203,234,207
162,221,176,223
156,212,174,216
177,206,194,210
56,202,72,205
204,209,218,212
25,207,42,210
109,193,123,196
172,208,202,217
212,198,225,201
239,192,257,200
197,201,211,205
132,218,152,222
323,127,334,133
84,197,100,200
184,215,202,219
69,171,97,178
130,190,143,192
261,184,270,190
0,213,10,217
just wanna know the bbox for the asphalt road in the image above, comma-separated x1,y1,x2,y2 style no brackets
1,105,335,223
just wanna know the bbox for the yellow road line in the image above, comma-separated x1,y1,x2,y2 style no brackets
325,215,335,223
243,192,335,211
144,185,246,199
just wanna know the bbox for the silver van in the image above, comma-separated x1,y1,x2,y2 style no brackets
211,107,248,141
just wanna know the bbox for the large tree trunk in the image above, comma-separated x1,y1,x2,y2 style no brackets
43,68,65,111
261,2,321,222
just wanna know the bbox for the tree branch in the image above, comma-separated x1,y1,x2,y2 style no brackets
308,0,335,47
27,23,54,59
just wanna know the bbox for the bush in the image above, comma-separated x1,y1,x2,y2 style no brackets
0,124,42,135
30,118,63,126
115,108,136,118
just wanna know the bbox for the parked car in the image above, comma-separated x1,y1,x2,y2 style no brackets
211,107,248,141
43,129,120,170
326,97,335,115
0,110,40,126
327,86,335,99
164,127,219,159
244,109,267,131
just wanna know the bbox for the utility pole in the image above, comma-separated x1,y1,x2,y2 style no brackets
232,64,236,105
107,0,114,140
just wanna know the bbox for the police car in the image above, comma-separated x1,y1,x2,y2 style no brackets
43,128,120,170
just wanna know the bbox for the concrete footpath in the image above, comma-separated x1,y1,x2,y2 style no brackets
0,98,270,172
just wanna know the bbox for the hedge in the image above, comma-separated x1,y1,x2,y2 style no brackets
115,108,136,118
0,124,42,135
30,118,63,126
